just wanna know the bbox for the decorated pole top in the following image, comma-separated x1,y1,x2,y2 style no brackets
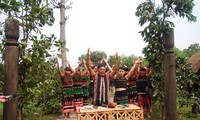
5,18,19,42
163,29,174,51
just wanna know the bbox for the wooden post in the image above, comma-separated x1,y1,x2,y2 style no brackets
164,29,176,120
3,18,19,120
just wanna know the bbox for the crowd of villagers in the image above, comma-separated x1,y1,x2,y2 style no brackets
57,48,154,119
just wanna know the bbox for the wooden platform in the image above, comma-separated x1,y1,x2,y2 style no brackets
76,104,143,120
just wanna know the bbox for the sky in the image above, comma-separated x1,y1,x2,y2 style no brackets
43,0,200,68
1,0,200,68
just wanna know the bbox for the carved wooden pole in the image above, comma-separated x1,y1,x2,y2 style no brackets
164,29,177,120
3,18,19,120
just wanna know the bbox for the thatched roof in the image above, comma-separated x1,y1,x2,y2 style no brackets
188,52,200,73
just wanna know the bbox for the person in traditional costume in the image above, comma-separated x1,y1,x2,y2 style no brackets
87,48,119,106
81,60,90,106
72,60,84,108
88,66,97,104
144,66,154,112
135,61,153,118
114,60,140,105
127,71,138,104
57,59,74,119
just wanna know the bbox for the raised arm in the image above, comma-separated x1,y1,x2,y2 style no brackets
82,59,87,70
67,60,74,73
71,60,82,77
87,48,95,77
109,52,119,78
81,59,89,76
57,58,64,77
103,57,113,72
119,59,123,68
147,67,153,78
126,59,141,80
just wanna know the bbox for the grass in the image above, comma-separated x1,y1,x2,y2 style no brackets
1,102,200,120
148,105,200,120
177,106,200,120
0,103,3,120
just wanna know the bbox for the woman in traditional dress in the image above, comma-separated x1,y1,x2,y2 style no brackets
57,59,74,119
113,60,139,105
88,66,97,104
126,68,138,104
72,60,84,108
135,62,153,118
81,60,90,105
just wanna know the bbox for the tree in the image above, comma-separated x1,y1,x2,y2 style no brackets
108,54,141,68
79,50,107,67
173,46,200,117
174,47,198,109
0,0,62,119
183,43,200,58
135,0,196,119
50,0,73,70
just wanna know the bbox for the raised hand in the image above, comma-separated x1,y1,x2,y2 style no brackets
115,52,118,63
0,96,7,103
87,48,92,67
113,52,119,71
83,59,86,64
87,48,91,58
78,59,83,66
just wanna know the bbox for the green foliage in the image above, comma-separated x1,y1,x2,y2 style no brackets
183,43,200,58
0,0,62,119
175,44,200,108
17,34,62,118
135,0,197,116
79,50,107,66
108,54,139,67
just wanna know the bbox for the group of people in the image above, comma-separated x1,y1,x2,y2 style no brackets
57,48,153,119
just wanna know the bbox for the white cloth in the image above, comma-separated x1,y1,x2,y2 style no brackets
99,77,105,103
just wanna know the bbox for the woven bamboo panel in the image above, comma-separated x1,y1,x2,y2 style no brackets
77,104,143,120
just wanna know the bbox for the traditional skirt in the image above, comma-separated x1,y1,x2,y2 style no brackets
62,86,74,113
114,90,129,105
89,80,94,103
73,77,83,107
82,77,89,105
127,78,137,103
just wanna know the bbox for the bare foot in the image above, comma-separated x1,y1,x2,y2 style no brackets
147,113,151,119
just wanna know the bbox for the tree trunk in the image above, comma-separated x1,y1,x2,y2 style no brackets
60,0,67,70
17,106,22,120
162,105,165,120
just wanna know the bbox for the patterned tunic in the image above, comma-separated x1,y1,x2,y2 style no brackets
114,76,129,105
61,76,73,113
93,74,110,106
73,75,83,107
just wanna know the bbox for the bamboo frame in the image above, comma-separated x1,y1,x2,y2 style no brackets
77,104,143,120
